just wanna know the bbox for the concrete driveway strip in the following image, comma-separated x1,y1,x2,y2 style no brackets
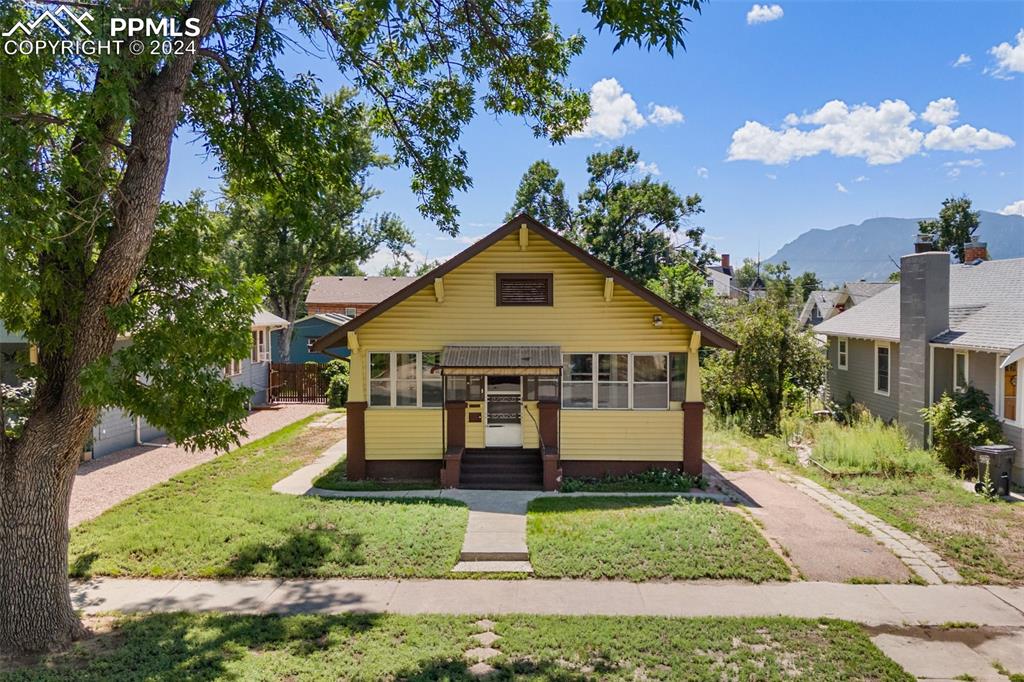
69,579,1024,627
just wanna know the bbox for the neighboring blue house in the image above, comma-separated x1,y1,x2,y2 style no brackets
272,312,351,363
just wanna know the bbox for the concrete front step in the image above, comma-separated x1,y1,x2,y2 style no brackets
460,549,530,561
452,560,534,573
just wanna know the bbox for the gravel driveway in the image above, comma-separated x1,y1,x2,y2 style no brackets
70,404,323,527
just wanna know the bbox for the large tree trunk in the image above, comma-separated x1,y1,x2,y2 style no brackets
0,0,218,655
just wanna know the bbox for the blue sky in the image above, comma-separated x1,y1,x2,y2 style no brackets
164,1,1024,271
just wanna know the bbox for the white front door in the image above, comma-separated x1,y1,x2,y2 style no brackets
485,376,522,447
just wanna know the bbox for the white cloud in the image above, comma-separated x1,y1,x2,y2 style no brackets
634,160,661,175
573,79,684,140
921,97,958,126
942,158,983,168
728,97,1014,165
765,173,777,180
947,168,961,178
999,199,1024,216
648,104,684,126
696,166,709,178
953,53,972,67
747,4,784,25
988,29,1024,79
835,182,848,193
924,124,1015,152
854,175,869,182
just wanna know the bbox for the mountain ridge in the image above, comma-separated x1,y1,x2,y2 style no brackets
765,210,1024,286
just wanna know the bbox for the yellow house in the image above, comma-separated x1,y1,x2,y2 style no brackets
313,215,737,490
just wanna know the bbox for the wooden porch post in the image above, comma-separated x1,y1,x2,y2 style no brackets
441,400,466,487
346,401,367,480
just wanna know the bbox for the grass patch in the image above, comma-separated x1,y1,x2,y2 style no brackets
1,613,911,681
811,418,938,477
560,469,704,492
527,496,790,582
313,459,439,491
69,416,468,579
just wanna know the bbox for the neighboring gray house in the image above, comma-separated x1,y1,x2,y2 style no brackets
815,239,1023,485
707,254,739,298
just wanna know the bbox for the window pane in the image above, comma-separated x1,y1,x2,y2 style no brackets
1004,361,1018,421
487,375,520,392
445,376,467,401
370,353,390,379
396,353,417,380
467,376,484,401
563,382,593,408
633,383,668,409
538,378,559,401
633,354,667,382
598,353,628,382
877,348,889,392
422,380,443,407
370,380,391,406
598,382,629,409
564,354,593,381
955,354,967,388
669,352,687,402
396,379,417,406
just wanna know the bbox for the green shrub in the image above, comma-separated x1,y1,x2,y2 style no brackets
561,468,705,492
811,415,938,477
921,387,1004,475
322,359,349,408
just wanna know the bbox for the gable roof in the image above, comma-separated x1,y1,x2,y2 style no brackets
306,275,417,305
797,290,847,326
290,312,352,327
252,309,289,329
842,281,895,305
313,215,738,352
815,258,1024,351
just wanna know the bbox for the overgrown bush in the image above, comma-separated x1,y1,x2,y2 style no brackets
322,360,349,409
921,387,1004,475
811,414,938,477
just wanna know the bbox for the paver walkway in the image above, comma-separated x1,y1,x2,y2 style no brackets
71,404,323,526
274,445,728,573
68,577,1024,625
707,465,912,583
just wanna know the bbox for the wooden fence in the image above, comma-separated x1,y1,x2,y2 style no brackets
270,363,328,404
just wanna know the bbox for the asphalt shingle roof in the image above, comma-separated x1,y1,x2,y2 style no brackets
815,258,1024,352
306,276,417,304
842,281,895,304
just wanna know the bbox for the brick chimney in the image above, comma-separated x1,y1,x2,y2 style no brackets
914,233,935,254
898,247,950,447
721,254,730,269
963,241,989,262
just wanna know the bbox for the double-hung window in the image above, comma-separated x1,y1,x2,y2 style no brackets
954,351,969,392
632,353,669,409
223,358,243,377
561,353,670,410
368,351,443,407
251,329,269,363
875,342,890,396
837,338,848,370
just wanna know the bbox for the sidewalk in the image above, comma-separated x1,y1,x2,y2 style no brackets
70,577,1024,627
72,404,323,526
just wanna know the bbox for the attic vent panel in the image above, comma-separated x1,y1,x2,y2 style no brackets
496,273,553,306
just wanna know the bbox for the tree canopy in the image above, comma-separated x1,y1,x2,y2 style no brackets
918,195,980,263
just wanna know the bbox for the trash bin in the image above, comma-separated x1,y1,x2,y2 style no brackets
972,444,1016,497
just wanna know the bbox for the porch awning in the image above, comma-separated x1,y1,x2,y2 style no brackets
440,345,562,376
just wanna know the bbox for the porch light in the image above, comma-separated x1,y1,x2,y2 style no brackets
653,315,663,328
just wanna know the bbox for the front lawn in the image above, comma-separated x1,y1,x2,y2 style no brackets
527,496,791,582
1,613,910,681
69,416,468,578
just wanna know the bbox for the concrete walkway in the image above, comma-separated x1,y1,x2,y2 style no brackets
72,404,324,526
69,577,1024,625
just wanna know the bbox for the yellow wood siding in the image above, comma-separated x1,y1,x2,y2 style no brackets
466,402,484,448
351,226,696,461
522,401,541,449
365,409,443,459
561,411,682,461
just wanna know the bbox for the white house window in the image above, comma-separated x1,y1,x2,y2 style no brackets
345,307,357,317
251,329,269,363
837,338,848,370
875,342,890,396
597,353,629,409
368,351,442,408
307,337,320,353
954,352,969,392
998,358,1019,424
562,353,669,410
632,354,669,409
223,358,243,377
